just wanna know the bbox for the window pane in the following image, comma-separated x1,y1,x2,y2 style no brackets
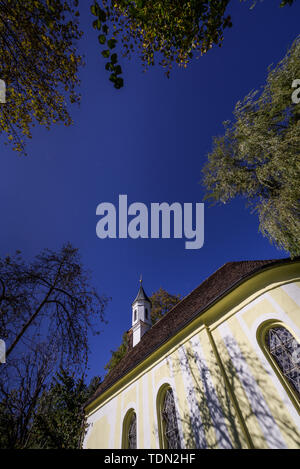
266,327,300,398
162,388,181,449
128,413,136,449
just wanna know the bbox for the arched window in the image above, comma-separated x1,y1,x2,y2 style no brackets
122,410,137,449
266,326,300,396
134,310,137,322
257,321,300,409
145,308,148,320
157,385,181,449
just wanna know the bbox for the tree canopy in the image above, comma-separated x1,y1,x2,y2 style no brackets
149,287,181,324
0,243,108,365
0,0,297,153
0,244,108,448
202,36,300,257
29,368,101,449
0,365,100,449
0,0,82,155
91,0,232,89
91,0,296,88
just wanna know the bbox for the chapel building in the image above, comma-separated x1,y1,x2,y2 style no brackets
83,258,300,449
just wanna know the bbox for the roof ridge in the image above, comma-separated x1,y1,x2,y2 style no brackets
150,259,272,328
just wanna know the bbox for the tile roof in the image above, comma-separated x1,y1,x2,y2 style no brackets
86,257,296,409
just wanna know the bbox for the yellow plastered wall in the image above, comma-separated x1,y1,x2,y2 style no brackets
86,415,110,449
84,267,300,449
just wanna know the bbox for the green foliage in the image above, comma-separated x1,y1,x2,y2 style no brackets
104,288,181,374
150,287,181,324
104,331,128,374
29,368,100,449
280,0,295,5
1,1,295,150
202,36,300,257
0,0,82,155
91,0,231,88
91,1,123,89
0,367,100,448
91,0,296,89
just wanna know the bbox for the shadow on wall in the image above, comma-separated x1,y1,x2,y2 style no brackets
171,337,300,450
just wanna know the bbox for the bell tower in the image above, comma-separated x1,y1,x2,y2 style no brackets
131,276,152,347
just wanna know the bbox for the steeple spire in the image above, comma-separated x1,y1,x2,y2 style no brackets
131,277,152,347
132,278,152,305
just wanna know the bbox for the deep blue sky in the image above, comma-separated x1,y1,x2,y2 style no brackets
1,1,299,380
